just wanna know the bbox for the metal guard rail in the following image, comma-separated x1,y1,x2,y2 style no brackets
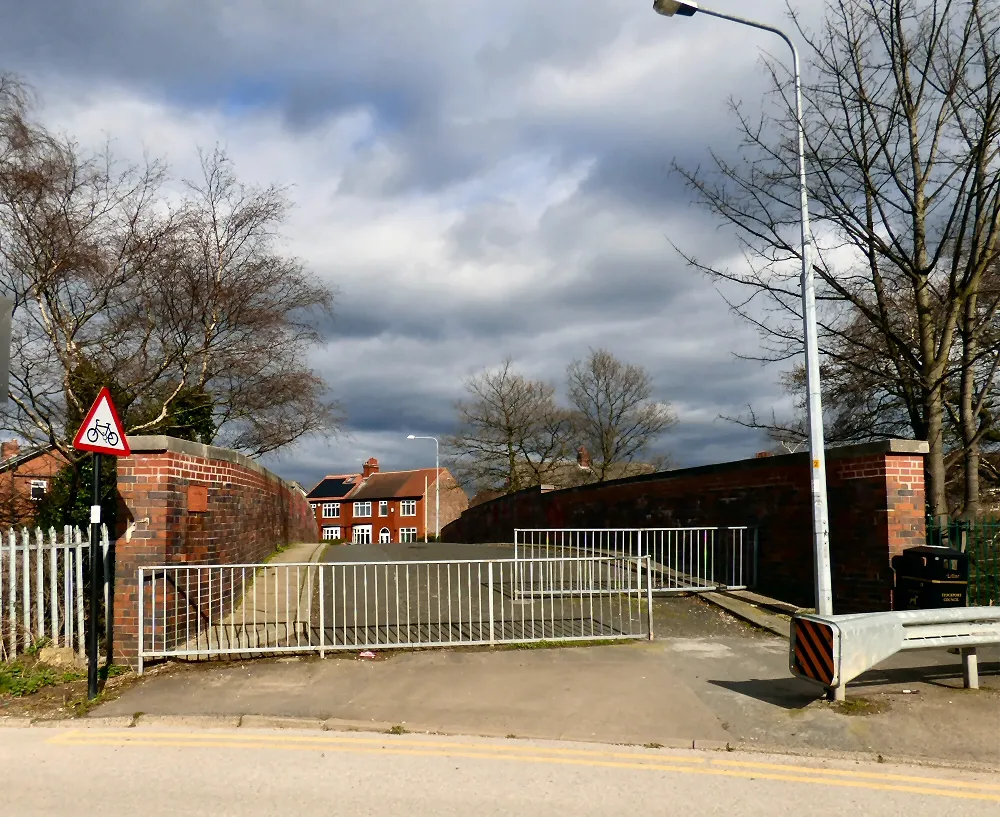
790,607,1000,700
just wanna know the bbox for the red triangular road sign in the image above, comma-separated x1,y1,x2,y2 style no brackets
72,387,130,456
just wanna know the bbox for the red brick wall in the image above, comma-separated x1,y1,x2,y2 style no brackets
441,440,928,614
112,435,317,661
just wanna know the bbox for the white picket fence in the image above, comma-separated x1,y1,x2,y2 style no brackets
0,525,109,660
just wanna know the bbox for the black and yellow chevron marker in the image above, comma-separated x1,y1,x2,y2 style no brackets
792,618,836,686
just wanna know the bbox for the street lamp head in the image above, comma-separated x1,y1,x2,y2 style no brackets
653,0,699,17
406,434,415,439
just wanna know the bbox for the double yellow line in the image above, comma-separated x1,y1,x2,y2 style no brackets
49,729,1000,803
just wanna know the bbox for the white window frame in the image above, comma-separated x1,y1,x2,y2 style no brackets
353,525,372,544
400,499,416,517
399,528,418,543
379,527,391,543
354,501,372,518
379,500,388,517
30,479,47,501
322,526,341,541
321,502,340,519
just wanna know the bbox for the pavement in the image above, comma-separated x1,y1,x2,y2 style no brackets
90,593,1000,768
3,725,999,816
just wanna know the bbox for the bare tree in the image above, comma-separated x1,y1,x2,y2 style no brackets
0,79,340,462
745,256,1000,517
566,349,677,482
161,148,340,454
674,0,1000,520
444,359,574,493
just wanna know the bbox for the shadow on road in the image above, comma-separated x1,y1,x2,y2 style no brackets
708,659,1000,708
847,660,1000,690
707,677,822,709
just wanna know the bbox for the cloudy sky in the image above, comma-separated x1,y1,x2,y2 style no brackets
2,0,804,489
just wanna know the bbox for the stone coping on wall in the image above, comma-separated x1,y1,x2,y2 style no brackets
124,435,306,497
465,438,930,511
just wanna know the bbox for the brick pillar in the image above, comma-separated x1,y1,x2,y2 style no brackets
826,444,927,613
112,451,180,663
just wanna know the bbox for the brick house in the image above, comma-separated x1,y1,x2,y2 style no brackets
0,440,69,527
305,472,363,541
306,457,468,543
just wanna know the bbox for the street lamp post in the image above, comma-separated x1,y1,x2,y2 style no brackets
406,435,440,539
653,1,834,621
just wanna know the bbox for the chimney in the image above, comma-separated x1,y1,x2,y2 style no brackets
362,457,379,479
577,446,591,469
1,440,19,461
755,451,772,459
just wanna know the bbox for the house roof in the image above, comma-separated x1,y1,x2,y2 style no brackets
0,444,60,474
306,474,362,500
348,468,443,501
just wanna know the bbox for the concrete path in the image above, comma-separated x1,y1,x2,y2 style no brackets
4,725,999,816
174,542,326,654
100,643,730,746
224,541,326,625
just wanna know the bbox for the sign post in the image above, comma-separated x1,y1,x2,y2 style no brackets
72,387,130,700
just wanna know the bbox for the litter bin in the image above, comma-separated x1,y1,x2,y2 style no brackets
892,545,969,610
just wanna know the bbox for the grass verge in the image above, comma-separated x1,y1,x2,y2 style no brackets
0,661,85,697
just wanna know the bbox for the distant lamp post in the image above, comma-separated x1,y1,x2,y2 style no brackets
652,0,833,619
406,434,440,539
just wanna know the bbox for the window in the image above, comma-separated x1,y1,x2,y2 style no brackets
399,528,418,543
379,527,391,544
400,499,416,517
354,501,371,517
322,526,341,540
321,502,340,519
379,500,388,517
30,480,47,501
353,525,372,544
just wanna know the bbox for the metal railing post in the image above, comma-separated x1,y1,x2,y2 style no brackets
75,529,85,659
319,565,326,659
137,568,144,675
962,647,979,690
488,562,495,645
21,529,29,649
645,555,654,640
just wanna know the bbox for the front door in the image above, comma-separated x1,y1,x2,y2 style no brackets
353,525,372,544
379,527,391,544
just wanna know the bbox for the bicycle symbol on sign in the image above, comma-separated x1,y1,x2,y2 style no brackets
86,419,120,447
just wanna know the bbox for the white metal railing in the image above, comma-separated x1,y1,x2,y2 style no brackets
514,528,758,592
1,525,109,660
137,555,653,671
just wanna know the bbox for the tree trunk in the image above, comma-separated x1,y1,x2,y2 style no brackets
959,295,980,520
924,385,948,523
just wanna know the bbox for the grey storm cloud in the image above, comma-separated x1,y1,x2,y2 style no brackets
0,0,808,488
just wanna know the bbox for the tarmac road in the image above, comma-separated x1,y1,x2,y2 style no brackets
4,725,998,817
